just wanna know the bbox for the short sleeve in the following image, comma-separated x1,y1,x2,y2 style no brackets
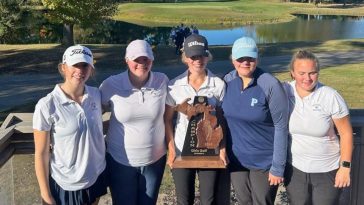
33,100,52,131
166,85,176,107
216,80,226,106
330,90,349,119
99,80,111,106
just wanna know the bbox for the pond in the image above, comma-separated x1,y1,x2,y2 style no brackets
200,14,364,45
3,13,364,45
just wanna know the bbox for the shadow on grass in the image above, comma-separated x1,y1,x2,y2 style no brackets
2,39,364,76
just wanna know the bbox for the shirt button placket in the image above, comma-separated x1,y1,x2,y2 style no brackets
139,90,144,103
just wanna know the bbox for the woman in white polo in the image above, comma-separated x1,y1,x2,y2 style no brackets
99,40,168,205
33,45,107,205
284,50,353,205
164,34,227,205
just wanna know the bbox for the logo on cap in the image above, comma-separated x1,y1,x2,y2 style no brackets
62,45,94,68
188,41,205,47
69,49,92,58
232,37,258,60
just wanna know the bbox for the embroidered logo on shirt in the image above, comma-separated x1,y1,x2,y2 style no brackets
312,104,322,111
251,98,258,107
90,102,98,110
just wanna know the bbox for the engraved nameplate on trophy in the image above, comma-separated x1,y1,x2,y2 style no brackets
173,96,225,168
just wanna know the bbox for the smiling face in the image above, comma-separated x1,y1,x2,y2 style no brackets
291,59,319,94
186,55,209,73
126,56,153,80
232,57,257,78
61,62,92,86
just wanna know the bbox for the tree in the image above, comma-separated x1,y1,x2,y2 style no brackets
41,0,118,46
0,0,23,43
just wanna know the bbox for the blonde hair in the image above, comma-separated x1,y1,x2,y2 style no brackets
289,50,320,72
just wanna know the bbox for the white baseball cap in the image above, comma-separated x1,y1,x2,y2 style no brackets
62,45,94,68
125,40,154,61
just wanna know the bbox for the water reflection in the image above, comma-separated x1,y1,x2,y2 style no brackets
200,14,364,45
3,11,364,45
253,14,364,44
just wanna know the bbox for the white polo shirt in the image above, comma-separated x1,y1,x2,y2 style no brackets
284,81,349,173
100,71,168,167
166,69,226,156
33,85,106,191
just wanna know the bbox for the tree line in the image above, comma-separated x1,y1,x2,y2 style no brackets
284,0,364,5
1,0,364,45
1,0,118,45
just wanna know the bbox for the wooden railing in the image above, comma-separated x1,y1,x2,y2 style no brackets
0,111,363,205
0,112,111,167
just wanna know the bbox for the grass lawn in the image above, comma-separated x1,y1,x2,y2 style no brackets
114,0,364,28
274,63,364,109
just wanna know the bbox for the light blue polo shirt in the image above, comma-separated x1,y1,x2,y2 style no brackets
222,68,288,177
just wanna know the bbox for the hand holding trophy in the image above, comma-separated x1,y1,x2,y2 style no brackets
196,108,223,149
172,96,225,168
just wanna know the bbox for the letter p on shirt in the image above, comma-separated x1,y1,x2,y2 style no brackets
251,98,258,106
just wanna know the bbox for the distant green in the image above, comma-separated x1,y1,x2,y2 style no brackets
114,0,364,28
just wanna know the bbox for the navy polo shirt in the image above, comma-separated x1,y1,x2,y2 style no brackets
222,68,288,177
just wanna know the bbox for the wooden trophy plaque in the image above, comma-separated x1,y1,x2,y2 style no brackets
173,96,225,168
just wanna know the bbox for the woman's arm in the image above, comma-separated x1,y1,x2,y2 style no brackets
333,115,353,188
267,81,289,183
164,105,176,168
34,130,55,205
216,106,229,166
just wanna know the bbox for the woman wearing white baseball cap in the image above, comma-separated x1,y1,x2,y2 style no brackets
33,45,107,205
100,40,169,205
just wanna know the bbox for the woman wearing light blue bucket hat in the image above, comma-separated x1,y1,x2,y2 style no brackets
222,37,289,205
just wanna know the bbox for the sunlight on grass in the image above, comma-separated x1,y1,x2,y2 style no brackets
113,0,364,28
274,64,364,109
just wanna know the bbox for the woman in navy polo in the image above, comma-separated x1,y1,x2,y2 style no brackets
222,37,288,205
